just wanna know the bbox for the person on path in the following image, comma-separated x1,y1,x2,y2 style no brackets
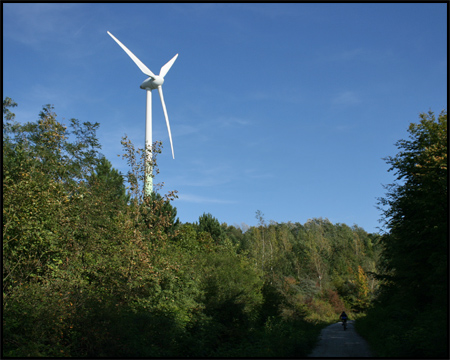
339,311,348,329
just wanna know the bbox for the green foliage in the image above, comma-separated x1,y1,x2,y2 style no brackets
142,191,180,237
358,110,448,358
197,212,227,244
214,315,325,357
3,97,385,358
174,223,214,253
88,156,130,207
199,245,263,321
379,110,447,293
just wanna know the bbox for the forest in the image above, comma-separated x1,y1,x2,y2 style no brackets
2,97,447,358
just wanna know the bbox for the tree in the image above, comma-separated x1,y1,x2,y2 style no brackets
221,224,244,249
378,110,447,302
2,99,113,357
3,97,18,135
349,265,370,312
3,99,194,357
3,100,103,293
358,110,447,358
195,241,264,345
142,191,180,238
88,156,130,207
302,218,332,291
197,213,227,245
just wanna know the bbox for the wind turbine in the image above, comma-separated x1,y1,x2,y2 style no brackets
107,31,178,196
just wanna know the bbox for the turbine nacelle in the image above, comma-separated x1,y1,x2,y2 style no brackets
140,76,164,90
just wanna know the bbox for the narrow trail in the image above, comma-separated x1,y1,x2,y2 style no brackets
308,320,374,357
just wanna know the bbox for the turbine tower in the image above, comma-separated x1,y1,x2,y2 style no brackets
107,31,178,196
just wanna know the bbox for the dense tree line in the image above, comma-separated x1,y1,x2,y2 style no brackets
5,98,443,357
356,110,448,358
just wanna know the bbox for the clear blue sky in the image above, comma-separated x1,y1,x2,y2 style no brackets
3,3,447,233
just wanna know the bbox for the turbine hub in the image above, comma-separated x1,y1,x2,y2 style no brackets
140,76,164,90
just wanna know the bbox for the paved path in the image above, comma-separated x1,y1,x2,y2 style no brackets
308,321,374,357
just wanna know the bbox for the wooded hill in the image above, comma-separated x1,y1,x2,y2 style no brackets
3,98,447,358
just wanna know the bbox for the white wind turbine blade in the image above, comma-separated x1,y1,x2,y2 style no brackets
107,31,156,78
157,86,175,159
159,53,179,78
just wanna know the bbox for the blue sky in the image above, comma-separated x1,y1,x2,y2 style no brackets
3,3,447,233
